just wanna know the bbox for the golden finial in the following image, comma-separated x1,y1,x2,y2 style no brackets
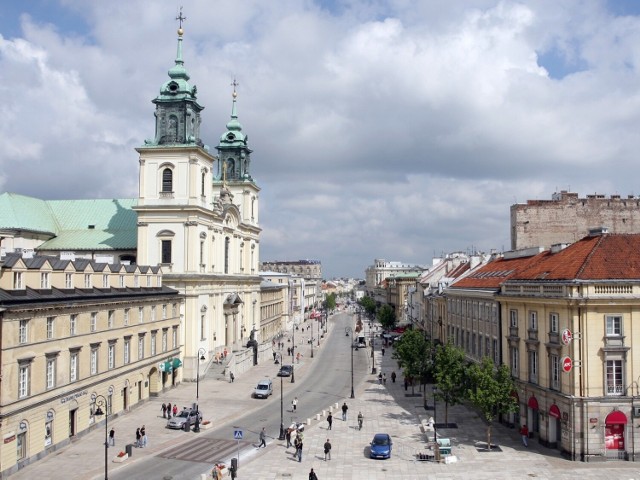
231,77,239,98
176,6,186,36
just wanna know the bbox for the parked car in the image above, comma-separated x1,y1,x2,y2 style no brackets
254,378,273,398
167,408,202,429
369,433,392,459
277,365,293,377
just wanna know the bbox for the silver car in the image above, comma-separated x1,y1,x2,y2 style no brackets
167,408,202,429
254,379,273,398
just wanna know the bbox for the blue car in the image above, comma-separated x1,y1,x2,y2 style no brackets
370,433,392,459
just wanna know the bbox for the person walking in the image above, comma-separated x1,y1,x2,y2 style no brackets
211,465,221,480
378,372,382,384
135,428,141,448
297,437,304,462
382,373,387,385
341,402,348,421
161,403,167,418
326,412,332,430
141,425,147,448
109,427,115,447
292,397,298,412
285,428,292,448
381,347,385,356
520,424,529,447
172,404,178,417
391,371,396,383
166,402,172,418
258,427,267,448
323,438,332,461
309,468,318,480
230,372,235,383
357,411,363,430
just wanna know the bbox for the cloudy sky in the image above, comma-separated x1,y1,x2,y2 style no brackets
1,1,639,279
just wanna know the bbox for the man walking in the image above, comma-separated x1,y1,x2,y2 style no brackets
341,402,348,421
109,427,115,447
324,438,332,460
309,468,318,480
258,427,267,448
141,425,147,448
161,403,167,418
292,397,298,412
326,412,332,430
167,402,172,418
297,437,304,462
285,428,292,448
520,424,529,447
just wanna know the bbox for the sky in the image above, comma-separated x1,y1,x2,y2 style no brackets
1,1,640,279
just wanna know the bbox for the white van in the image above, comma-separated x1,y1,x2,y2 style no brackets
254,378,273,399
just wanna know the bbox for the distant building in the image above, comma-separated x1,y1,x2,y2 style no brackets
259,260,322,281
510,190,640,250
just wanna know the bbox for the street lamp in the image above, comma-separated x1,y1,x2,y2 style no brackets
310,326,314,358
370,313,376,374
317,316,320,347
433,386,438,442
93,394,109,480
278,372,286,440
291,321,298,383
194,348,206,432
345,326,355,398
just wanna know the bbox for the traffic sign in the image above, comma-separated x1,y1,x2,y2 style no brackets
561,329,573,346
561,356,573,373
234,430,243,440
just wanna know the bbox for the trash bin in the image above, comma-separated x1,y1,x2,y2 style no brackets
372,367,377,374
183,421,190,432
125,444,133,457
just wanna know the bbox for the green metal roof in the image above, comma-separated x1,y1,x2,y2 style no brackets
0,193,138,251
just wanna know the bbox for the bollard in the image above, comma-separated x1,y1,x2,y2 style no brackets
335,402,339,409
321,410,326,417
307,418,311,425
316,414,321,421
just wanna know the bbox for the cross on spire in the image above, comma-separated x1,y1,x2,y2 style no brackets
231,78,239,98
176,6,187,29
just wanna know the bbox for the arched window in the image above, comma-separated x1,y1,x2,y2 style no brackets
162,168,173,193
224,237,230,274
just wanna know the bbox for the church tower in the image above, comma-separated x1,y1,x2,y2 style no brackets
134,18,262,381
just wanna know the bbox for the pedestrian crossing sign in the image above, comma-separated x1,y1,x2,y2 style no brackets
234,430,243,440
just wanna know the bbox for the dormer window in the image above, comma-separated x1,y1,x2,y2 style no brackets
168,81,178,93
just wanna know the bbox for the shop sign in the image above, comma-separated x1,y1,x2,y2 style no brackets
561,328,573,346
61,390,87,404
561,356,572,373
3,435,15,444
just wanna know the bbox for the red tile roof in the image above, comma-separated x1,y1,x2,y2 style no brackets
451,253,544,289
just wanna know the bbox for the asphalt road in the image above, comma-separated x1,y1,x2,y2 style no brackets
110,312,369,480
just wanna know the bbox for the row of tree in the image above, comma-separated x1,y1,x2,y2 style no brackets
392,328,518,450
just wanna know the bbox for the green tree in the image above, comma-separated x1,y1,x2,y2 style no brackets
323,293,336,311
392,329,430,396
377,304,396,330
358,296,376,316
466,357,518,450
433,342,467,424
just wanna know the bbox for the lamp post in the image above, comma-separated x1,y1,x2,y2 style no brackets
194,348,206,432
291,321,298,383
317,316,320,347
433,386,438,441
310,325,314,358
370,312,376,374
278,372,286,440
93,394,109,480
345,326,355,398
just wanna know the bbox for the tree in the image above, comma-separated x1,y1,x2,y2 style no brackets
358,296,376,317
392,329,431,396
466,357,518,450
377,304,396,330
433,342,467,424
323,293,336,311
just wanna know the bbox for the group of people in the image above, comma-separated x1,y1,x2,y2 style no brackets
135,425,147,448
214,348,229,364
161,402,179,418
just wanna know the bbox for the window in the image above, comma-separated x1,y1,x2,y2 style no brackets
201,171,206,196
162,305,167,319
550,354,560,390
134,275,139,288
40,272,50,289
509,310,518,328
108,310,114,328
224,237,230,274
172,303,177,317
102,274,109,288
147,275,152,287
18,363,30,398
70,314,77,335
119,274,125,288
529,311,537,331
200,314,206,341
46,357,56,389
47,317,55,339
84,274,91,288
549,313,559,333
606,315,622,336
45,420,53,447
65,273,73,289
90,312,97,332
200,240,205,267
70,352,78,382
528,350,538,384
172,327,178,349
138,336,145,360
13,271,23,289
151,333,157,356
162,330,168,352
19,319,29,344
161,240,172,264
606,359,623,395
151,306,156,322
124,308,130,326
90,347,98,375
17,432,26,461
138,307,144,323
510,347,519,377
493,339,499,364
162,168,173,192
108,344,115,369
124,339,130,364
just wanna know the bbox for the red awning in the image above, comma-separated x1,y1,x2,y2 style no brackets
549,405,561,419
528,396,539,410
605,410,628,425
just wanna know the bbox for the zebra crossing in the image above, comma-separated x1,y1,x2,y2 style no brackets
159,436,252,464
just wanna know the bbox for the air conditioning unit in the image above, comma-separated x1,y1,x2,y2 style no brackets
633,406,640,418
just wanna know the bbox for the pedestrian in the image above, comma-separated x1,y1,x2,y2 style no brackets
391,371,396,383
327,412,332,430
378,372,382,384
520,424,529,447
230,372,235,383
285,428,292,448
297,437,304,462
161,403,167,418
273,351,277,361
309,468,318,480
357,411,363,430
212,465,220,480
382,373,387,385
172,404,178,417
229,462,237,480
166,402,172,417
135,427,141,448
294,435,301,455
141,425,147,448
324,438,332,460
296,352,301,364
258,427,267,448
109,427,115,447
223,348,228,358
341,402,348,421
215,352,221,364
382,347,385,356
292,397,298,412
404,378,409,391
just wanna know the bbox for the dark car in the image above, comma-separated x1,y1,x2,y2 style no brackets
370,433,392,459
277,365,293,377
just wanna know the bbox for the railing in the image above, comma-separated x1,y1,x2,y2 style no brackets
595,285,633,295
606,384,624,395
